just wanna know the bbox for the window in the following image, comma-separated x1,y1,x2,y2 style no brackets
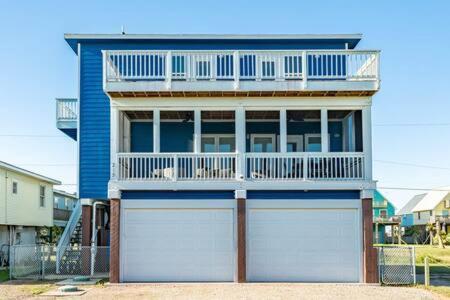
261,59,275,78
251,134,276,152
305,134,322,152
12,181,18,194
417,212,421,220
201,134,235,153
445,199,450,209
39,186,45,207
379,210,387,218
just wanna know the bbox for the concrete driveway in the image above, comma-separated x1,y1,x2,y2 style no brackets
1,282,442,300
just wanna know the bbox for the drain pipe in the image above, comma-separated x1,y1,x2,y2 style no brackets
90,201,107,276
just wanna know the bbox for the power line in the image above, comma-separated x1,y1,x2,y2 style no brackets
374,159,450,170
0,134,65,137
378,186,450,192
374,123,450,127
17,163,76,166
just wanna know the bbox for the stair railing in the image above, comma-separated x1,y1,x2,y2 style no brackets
56,200,82,273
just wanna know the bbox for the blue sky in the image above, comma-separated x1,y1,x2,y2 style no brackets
0,0,449,209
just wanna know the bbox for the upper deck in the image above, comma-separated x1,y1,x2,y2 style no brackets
103,49,379,97
66,34,380,98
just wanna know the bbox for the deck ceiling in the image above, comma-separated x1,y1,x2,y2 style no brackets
108,90,376,98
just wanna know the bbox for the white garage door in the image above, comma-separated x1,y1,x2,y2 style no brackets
121,200,235,282
247,200,361,282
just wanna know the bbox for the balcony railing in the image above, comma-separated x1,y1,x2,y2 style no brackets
56,98,77,121
103,50,380,93
113,152,366,182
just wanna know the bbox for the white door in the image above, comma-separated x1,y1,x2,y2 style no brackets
121,200,235,282
247,200,361,282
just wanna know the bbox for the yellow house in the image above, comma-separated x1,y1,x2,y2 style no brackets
412,188,450,226
0,161,60,245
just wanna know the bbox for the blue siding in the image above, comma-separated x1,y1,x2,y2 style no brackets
247,190,360,199
59,128,77,141
130,122,153,152
122,190,234,200
79,45,110,199
402,214,414,227
78,39,349,199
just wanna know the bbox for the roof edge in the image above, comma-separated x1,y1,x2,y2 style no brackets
0,161,61,185
64,33,363,40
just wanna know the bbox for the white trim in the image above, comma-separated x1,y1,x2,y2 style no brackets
110,107,120,180
235,107,246,180
0,161,60,185
194,109,201,153
277,135,303,152
53,189,77,199
109,179,377,192
111,97,372,110
66,33,363,41
250,134,276,152
76,43,81,197
362,106,372,180
153,109,160,153
320,108,329,152
279,109,287,153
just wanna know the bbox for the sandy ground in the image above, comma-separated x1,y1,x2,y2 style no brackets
0,282,444,300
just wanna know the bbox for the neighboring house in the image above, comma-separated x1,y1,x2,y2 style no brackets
56,33,380,283
0,161,60,247
53,189,78,227
398,188,450,243
372,190,398,244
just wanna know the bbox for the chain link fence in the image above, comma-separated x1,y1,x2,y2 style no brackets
9,245,109,280
378,246,416,285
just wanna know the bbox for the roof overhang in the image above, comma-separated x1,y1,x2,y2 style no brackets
53,189,77,199
64,33,363,54
0,160,61,185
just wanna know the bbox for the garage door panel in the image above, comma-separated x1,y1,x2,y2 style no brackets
121,205,235,282
248,204,361,282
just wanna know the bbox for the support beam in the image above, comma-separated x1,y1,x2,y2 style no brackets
235,107,246,180
279,108,287,153
237,197,246,282
320,108,329,152
81,205,92,276
110,107,120,179
153,109,160,153
362,198,378,283
194,109,202,153
362,106,372,180
109,198,120,283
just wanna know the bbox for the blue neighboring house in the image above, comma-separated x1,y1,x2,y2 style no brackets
372,190,398,244
55,33,381,283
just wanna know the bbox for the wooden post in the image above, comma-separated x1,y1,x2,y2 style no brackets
109,198,120,283
237,198,246,282
362,198,378,283
424,256,430,287
81,205,92,275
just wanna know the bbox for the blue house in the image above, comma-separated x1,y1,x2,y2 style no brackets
55,33,380,283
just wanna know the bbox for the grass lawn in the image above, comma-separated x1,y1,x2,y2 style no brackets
418,285,450,298
0,269,9,282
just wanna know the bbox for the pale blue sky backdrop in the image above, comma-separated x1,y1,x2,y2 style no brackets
0,0,449,209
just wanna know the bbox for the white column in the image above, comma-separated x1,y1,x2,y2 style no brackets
153,109,160,153
362,106,373,180
235,107,246,180
110,107,120,180
194,109,202,153
280,109,287,153
320,108,329,152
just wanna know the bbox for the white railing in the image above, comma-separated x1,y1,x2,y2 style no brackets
104,50,379,85
56,98,77,121
116,153,237,181
246,152,365,181
115,152,366,182
56,200,81,273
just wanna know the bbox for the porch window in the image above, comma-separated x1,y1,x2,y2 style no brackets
379,209,387,218
251,134,276,152
201,134,235,152
305,134,322,152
